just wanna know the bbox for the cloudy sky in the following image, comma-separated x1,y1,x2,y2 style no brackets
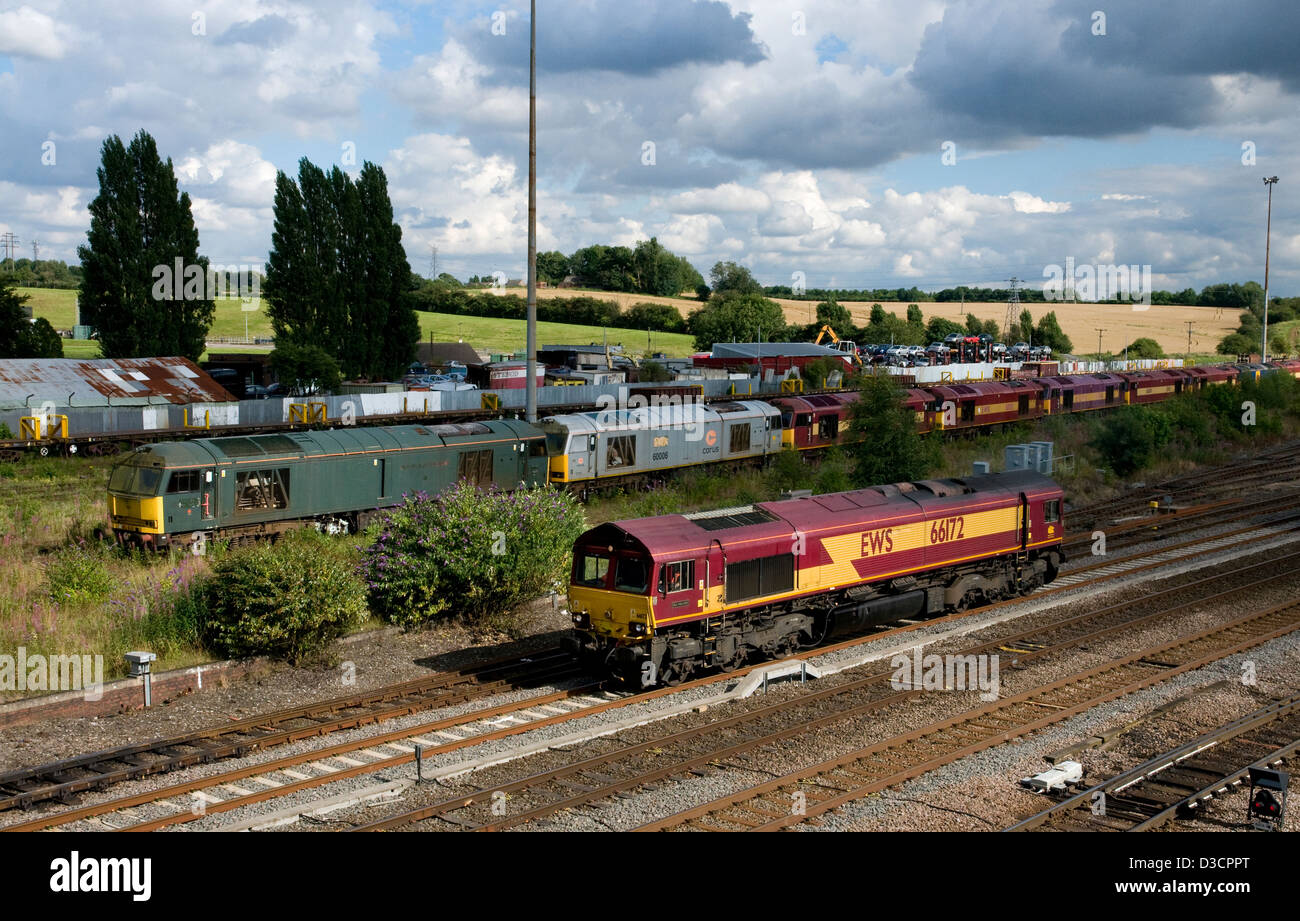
1,0,1297,295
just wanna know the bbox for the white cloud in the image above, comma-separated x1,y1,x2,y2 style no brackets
0,5,71,59
664,183,771,214
0,180,88,228
385,133,529,262
1007,191,1071,214
176,140,278,209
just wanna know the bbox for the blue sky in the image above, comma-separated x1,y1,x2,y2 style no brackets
0,0,1295,295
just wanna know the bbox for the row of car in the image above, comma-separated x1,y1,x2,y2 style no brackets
861,334,1052,367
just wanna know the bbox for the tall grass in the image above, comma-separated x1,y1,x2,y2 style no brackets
0,456,214,697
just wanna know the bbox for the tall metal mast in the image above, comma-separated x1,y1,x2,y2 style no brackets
525,0,538,422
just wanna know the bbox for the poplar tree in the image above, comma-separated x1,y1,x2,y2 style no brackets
265,158,416,381
78,131,213,360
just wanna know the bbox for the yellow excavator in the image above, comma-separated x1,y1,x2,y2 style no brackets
813,325,863,367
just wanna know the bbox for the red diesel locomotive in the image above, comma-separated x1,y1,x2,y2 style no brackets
565,470,1065,685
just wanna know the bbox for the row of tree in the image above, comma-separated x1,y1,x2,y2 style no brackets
48,127,1291,374
0,259,82,289
528,239,706,297
764,280,1277,309
403,285,688,334
65,130,417,379
263,159,417,381
684,263,1077,353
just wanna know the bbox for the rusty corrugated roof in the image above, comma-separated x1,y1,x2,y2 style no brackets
0,357,235,409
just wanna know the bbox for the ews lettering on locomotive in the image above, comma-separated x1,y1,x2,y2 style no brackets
860,528,894,556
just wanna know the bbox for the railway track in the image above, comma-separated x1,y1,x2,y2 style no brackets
1064,443,1300,527
1006,694,1300,832
9,489,1297,831
0,649,580,813
347,549,1300,832
10,495,1298,830
2,682,639,832
636,598,1300,832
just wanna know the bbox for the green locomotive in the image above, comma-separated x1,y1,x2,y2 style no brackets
107,421,547,550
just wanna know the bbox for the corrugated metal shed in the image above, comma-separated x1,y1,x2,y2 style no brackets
0,357,235,410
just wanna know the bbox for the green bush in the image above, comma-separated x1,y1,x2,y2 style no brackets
768,448,812,494
1125,337,1165,359
1091,406,1170,476
45,541,115,603
201,530,367,662
362,484,586,629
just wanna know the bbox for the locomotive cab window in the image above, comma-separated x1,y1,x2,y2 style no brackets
109,464,164,497
795,413,812,427
458,449,494,485
575,553,610,588
613,556,650,594
166,469,200,493
658,560,696,594
235,469,290,511
1044,499,1061,523
607,435,636,468
545,431,569,454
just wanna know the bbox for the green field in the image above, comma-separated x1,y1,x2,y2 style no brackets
19,287,271,338
17,286,78,328
414,311,695,358
17,288,693,359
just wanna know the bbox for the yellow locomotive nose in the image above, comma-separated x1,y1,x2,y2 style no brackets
108,494,164,533
567,586,655,640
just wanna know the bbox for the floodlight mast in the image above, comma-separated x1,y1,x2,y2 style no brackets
1262,176,1279,362
525,0,539,422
